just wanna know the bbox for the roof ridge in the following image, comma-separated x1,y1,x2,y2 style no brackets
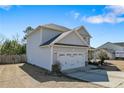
41,23,71,31
113,42,124,44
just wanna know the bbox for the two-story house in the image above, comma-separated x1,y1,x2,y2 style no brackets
26,23,91,71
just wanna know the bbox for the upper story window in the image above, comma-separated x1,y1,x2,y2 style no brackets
83,37,86,40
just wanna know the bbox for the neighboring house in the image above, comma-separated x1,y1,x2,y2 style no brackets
26,23,91,71
97,42,124,59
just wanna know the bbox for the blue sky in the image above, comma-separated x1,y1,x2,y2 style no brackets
0,5,124,47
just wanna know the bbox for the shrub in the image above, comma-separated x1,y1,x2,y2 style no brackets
88,50,94,62
52,62,61,75
88,61,99,66
98,50,109,65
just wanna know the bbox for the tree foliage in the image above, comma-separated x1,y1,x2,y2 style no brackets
0,34,6,45
23,26,34,40
0,39,26,55
0,26,34,55
88,50,94,62
98,50,109,65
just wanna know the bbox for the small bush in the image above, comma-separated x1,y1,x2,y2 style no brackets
98,50,109,65
88,61,99,66
52,62,61,75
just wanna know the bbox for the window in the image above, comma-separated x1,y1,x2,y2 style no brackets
67,54,71,56
79,54,83,56
83,37,86,40
73,53,77,56
59,54,65,56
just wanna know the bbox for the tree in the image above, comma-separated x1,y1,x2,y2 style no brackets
88,50,94,62
0,39,26,55
23,26,34,40
20,44,26,54
0,34,6,45
98,50,108,65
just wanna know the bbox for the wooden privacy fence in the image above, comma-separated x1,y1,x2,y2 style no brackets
0,55,27,64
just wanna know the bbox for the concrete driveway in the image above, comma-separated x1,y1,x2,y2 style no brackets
63,65,124,88
0,63,100,88
0,61,124,88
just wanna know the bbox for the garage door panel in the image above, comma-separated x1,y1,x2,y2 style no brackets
57,52,85,70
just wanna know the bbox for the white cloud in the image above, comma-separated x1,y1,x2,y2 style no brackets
70,11,80,19
105,5,124,16
82,5,124,24
84,15,124,24
83,15,104,24
0,5,12,11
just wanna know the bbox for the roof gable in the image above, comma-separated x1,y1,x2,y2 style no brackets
57,32,87,46
73,26,91,37
50,30,89,47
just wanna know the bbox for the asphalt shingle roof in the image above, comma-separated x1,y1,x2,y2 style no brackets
113,42,124,47
40,33,62,46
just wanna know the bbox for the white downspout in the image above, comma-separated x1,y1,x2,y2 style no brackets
50,45,53,71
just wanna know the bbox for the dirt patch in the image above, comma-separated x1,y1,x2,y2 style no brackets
103,60,124,71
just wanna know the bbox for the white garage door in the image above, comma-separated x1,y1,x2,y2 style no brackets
57,52,85,70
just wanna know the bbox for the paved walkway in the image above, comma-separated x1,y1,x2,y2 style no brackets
62,65,124,88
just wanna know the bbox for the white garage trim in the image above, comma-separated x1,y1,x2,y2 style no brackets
53,44,88,48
